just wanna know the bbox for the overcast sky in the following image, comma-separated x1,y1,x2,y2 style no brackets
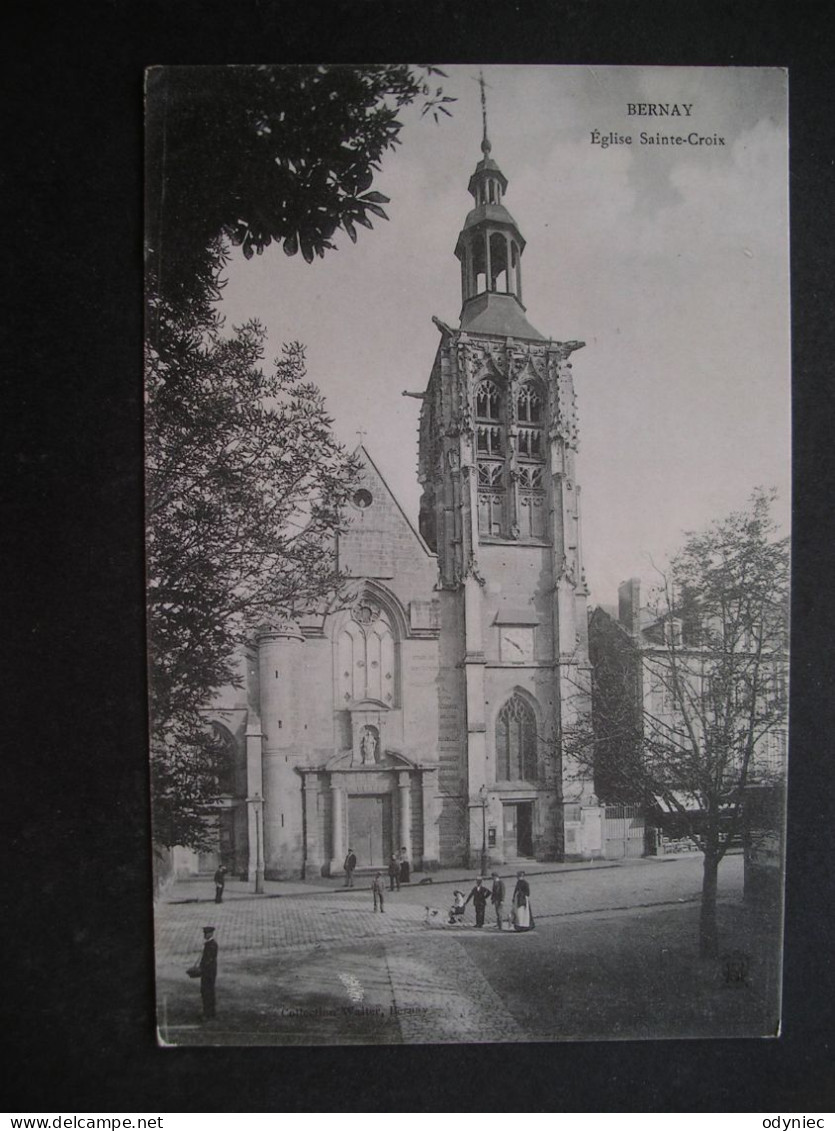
218,65,790,605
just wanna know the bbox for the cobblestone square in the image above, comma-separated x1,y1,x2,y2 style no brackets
155,855,781,1045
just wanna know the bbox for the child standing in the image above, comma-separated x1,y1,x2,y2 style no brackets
372,872,385,913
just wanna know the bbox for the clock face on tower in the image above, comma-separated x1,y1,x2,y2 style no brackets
499,626,535,663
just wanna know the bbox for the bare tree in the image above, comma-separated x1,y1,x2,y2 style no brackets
579,490,789,957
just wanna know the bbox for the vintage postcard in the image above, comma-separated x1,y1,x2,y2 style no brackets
146,64,789,1044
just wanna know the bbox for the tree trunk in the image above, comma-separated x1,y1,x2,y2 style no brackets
699,850,720,958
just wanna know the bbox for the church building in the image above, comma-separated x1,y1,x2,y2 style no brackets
194,122,607,881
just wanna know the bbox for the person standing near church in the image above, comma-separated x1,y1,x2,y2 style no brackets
213,864,227,904
388,853,400,891
344,847,357,887
464,877,491,928
398,846,411,886
512,871,535,932
371,872,385,913
198,926,218,1020
490,871,506,930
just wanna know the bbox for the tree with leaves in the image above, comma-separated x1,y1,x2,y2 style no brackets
145,64,453,334
145,65,453,849
582,490,789,957
146,316,361,848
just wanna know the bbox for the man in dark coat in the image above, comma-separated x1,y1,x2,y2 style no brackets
398,846,411,885
490,871,506,930
199,926,218,1020
388,854,401,891
464,877,491,928
344,848,357,887
213,865,227,904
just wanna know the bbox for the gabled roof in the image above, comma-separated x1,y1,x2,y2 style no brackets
336,445,435,586
351,445,433,557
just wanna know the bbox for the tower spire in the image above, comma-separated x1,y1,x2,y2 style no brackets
453,78,543,339
477,70,491,155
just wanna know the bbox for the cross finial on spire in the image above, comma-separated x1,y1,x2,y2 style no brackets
356,427,368,444
475,70,492,155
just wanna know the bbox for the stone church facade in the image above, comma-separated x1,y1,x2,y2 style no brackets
185,129,605,881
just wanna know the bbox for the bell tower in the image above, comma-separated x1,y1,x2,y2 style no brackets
453,76,536,340
417,92,597,864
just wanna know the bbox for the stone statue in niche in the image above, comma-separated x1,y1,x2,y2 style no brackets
360,726,379,765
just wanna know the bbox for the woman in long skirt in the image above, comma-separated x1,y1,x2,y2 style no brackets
511,871,535,932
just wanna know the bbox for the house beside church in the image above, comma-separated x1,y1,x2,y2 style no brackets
588,577,788,863
177,123,609,881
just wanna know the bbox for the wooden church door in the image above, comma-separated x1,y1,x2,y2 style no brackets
348,795,392,868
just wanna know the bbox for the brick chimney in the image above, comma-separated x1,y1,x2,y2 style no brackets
618,578,641,636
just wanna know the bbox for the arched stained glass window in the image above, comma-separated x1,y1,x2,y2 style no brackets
495,694,538,781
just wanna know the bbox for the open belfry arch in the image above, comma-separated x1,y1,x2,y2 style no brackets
182,91,604,881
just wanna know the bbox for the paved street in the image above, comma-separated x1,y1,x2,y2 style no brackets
155,853,781,1045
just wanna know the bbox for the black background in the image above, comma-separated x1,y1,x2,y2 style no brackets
5,0,835,1113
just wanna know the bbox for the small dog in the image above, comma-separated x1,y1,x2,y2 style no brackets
418,877,434,885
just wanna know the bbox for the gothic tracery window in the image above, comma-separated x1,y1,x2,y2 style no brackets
516,381,542,423
517,465,544,490
476,380,502,426
337,599,397,706
516,381,544,458
352,601,378,626
515,382,546,538
495,694,538,782
476,379,506,536
477,461,504,488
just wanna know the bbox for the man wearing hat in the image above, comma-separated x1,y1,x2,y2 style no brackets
343,847,357,887
463,876,491,928
198,926,218,1020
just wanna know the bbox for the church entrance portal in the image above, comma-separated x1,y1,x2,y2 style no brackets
348,794,393,869
503,802,534,858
